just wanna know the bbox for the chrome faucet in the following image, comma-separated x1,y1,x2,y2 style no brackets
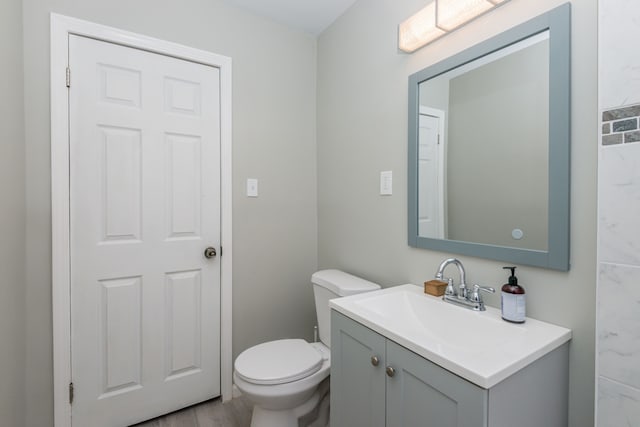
435,258,495,311
435,258,468,298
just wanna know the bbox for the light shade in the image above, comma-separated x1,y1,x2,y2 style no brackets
398,2,446,53
436,0,494,31
398,0,512,53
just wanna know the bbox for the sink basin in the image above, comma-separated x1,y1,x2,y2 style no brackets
352,289,525,350
329,284,571,388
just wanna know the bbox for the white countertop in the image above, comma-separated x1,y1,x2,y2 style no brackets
329,284,572,389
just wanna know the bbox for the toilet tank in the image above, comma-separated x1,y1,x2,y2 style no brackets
311,269,381,348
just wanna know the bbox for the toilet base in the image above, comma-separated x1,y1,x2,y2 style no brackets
249,378,329,427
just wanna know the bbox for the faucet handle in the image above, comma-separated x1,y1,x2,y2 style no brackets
473,284,495,293
469,284,495,303
444,277,457,297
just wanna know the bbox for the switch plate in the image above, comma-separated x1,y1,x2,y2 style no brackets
247,178,258,197
380,171,392,195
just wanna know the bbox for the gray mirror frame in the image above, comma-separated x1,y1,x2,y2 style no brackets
408,3,571,271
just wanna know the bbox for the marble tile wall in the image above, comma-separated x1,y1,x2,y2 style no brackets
598,1,640,424
597,142,640,425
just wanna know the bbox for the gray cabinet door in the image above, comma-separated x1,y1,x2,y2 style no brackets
386,341,488,427
331,311,386,427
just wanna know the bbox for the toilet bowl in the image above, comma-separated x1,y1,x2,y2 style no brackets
233,270,381,427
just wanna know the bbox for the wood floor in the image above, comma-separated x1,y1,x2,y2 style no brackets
130,396,253,427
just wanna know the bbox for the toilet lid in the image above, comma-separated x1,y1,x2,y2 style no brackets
234,339,323,385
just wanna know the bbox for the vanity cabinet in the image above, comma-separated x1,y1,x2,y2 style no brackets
331,311,485,427
331,310,569,427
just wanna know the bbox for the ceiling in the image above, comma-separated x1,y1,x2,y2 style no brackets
224,0,358,35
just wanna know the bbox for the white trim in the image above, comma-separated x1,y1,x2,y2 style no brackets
50,14,233,427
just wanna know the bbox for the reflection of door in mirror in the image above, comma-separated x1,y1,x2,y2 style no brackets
418,107,445,239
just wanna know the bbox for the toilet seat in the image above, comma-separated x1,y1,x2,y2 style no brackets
235,339,323,386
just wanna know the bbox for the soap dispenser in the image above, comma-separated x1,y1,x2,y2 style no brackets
501,266,526,323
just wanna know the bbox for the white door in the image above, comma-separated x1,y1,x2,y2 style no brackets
418,109,445,239
69,34,221,426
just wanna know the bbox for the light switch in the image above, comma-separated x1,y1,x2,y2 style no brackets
380,171,392,195
247,178,258,197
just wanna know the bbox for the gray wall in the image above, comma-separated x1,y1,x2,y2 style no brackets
22,1,318,424
317,1,597,427
0,0,25,425
447,40,549,250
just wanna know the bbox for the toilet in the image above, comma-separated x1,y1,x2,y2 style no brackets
233,269,381,427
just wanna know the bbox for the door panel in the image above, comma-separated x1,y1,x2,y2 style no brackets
99,276,143,397
166,134,202,238
330,311,386,427
386,341,488,427
165,269,202,379
101,126,142,241
69,34,221,426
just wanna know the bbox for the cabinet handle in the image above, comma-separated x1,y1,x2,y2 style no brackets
371,356,380,367
386,366,396,377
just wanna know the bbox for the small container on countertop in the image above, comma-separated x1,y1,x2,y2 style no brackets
501,266,526,323
424,279,448,297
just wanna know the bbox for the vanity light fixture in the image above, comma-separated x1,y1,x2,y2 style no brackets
398,0,511,53
398,2,446,52
437,0,494,31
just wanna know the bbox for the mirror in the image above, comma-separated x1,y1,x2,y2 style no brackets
418,31,550,249
408,4,571,270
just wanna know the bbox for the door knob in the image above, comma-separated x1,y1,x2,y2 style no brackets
371,356,380,367
204,247,217,259
386,366,396,377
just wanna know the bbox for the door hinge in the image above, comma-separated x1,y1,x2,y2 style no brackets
66,67,71,88
220,246,223,257
69,382,74,405
437,134,441,145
